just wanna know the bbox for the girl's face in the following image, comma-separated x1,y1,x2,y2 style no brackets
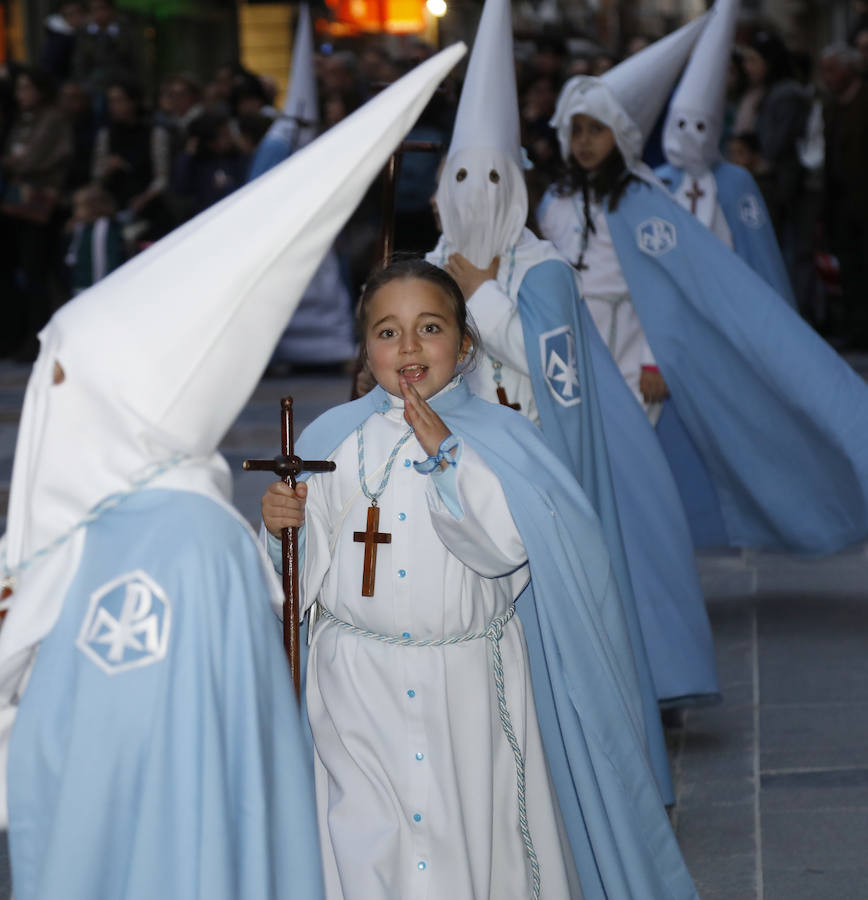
365,278,468,400
727,138,754,170
107,86,136,122
742,48,767,86
15,75,41,111
570,114,616,172
72,194,94,222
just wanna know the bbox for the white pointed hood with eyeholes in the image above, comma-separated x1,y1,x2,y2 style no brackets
0,42,466,826
550,14,708,178
434,0,527,268
663,0,740,175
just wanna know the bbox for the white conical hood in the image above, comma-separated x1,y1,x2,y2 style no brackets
436,0,527,268
663,0,739,174
447,0,521,166
551,14,707,170
604,15,707,141
0,42,466,641
269,3,319,150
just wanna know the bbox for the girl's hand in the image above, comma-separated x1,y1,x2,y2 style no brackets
400,376,451,458
262,480,307,536
639,368,669,404
444,253,499,300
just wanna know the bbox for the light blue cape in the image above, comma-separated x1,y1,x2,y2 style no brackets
607,179,868,554
656,159,796,307
518,259,718,713
8,490,323,900
295,380,699,900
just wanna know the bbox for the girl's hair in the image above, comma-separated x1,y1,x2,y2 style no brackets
730,131,760,154
357,257,480,372
16,66,58,104
106,78,144,112
73,183,116,218
748,30,793,85
553,142,635,211
553,144,636,271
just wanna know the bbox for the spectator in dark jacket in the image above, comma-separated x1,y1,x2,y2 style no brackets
821,42,868,346
171,112,249,219
0,67,72,357
73,0,141,118
736,30,809,275
39,0,86,82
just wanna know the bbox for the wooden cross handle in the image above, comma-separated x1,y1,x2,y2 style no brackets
242,456,336,477
240,396,336,699
280,397,301,699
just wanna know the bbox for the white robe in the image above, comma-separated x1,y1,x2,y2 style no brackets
466,284,539,424
670,169,733,248
299,390,580,900
538,191,662,424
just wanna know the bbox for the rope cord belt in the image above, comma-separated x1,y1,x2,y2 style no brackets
317,602,541,899
587,292,631,356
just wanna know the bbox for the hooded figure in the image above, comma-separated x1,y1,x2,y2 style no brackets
546,16,706,425
431,0,721,811
541,32,868,556
0,44,466,900
248,2,355,368
656,0,796,306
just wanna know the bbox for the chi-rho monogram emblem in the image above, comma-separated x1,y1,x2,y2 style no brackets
738,193,765,229
539,326,582,407
637,217,677,256
77,570,171,674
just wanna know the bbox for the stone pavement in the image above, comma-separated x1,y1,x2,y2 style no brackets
1,359,868,899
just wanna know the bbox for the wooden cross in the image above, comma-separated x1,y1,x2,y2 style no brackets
353,504,391,596
496,386,521,411
242,396,336,697
0,584,11,629
685,179,705,215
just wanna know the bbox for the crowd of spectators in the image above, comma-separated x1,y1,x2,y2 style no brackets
2,0,867,361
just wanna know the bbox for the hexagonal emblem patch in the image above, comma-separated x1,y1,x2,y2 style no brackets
76,570,171,675
738,193,765,229
540,325,582,408
637,217,677,257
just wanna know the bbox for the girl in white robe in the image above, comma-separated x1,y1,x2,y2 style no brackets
538,95,669,425
261,259,580,900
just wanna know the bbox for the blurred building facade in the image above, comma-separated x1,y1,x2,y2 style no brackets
1,0,860,88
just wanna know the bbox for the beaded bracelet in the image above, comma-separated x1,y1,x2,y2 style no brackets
413,434,460,474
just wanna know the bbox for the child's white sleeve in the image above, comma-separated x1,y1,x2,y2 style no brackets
467,281,530,375
297,475,333,618
263,475,331,621
423,439,526,578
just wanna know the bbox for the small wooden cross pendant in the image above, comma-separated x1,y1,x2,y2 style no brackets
353,504,391,596
0,585,12,629
685,179,705,215
496,386,521,411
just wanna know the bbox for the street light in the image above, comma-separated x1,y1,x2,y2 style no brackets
426,0,447,17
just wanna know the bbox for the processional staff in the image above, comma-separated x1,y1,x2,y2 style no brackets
242,397,335,697
350,138,444,400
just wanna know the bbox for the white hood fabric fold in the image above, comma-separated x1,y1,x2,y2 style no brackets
268,3,319,149
551,15,707,171
663,0,739,174
0,44,467,822
435,0,527,267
